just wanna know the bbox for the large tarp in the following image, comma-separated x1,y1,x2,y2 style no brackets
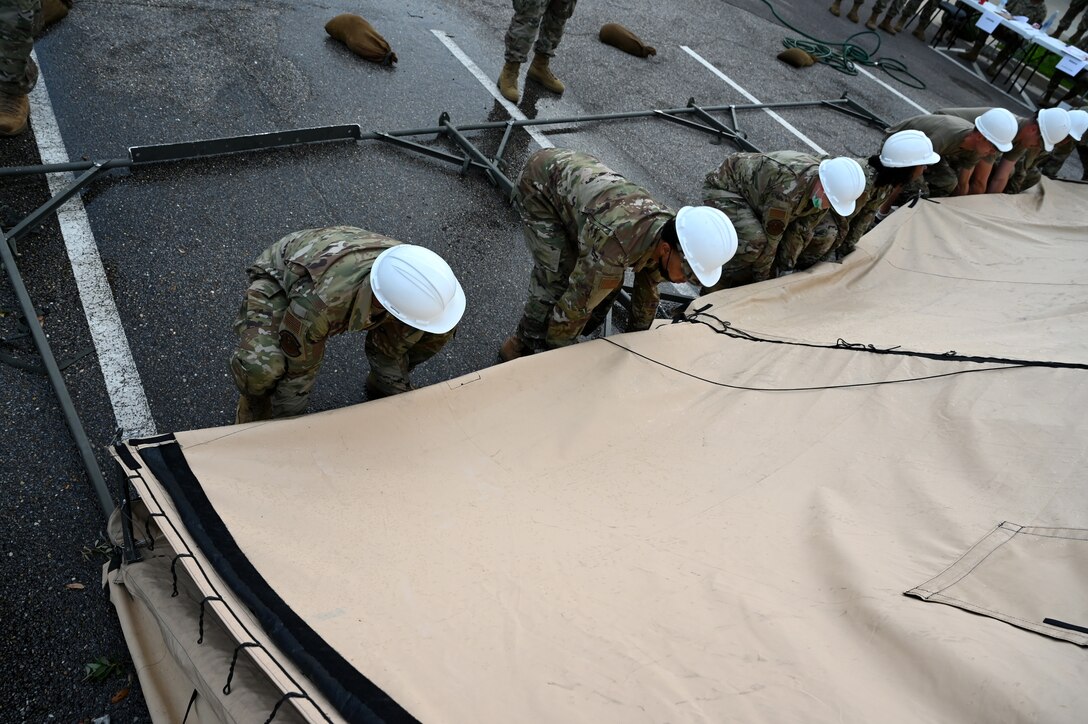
109,179,1088,723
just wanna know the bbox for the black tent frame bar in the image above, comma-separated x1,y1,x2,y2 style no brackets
0,91,888,519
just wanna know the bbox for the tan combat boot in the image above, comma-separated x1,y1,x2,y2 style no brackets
912,24,927,41
0,92,29,136
499,335,531,362
846,0,864,23
235,394,273,424
498,61,520,103
527,54,564,94
829,0,843,16
893,11,910,32
879,10,897,33
865,9,880,29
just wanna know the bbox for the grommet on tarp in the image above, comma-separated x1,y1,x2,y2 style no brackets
223,641,262,695
197,596,223,644
142,512,164,551
169,553,194,597
264,692,308,723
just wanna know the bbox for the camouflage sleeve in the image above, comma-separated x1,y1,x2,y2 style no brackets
841,200,878,255
364,317,423,394
775,212,823,274
547,256,625,347
628,266,661,332
279,286,330,377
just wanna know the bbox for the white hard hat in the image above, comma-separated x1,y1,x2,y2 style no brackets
1068,109,1088,142
674,206,738,288
818,157,866,217
973,108,1017,152
370,245,466,334
1037,107,1071,151
880,130,941,167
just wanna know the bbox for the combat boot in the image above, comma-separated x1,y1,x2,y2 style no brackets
912,24,928,41
865,9,880,29
893,11,910,33
0,92,29,136
498,61,521,103
235,394,273,424
879,10,897,33
499,334,531,362
829,0,843,16
527,54,565,94
846,0,864,23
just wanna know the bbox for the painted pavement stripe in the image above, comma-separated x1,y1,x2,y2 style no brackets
27,50,157,438
431,29,554,149
681,45,827,154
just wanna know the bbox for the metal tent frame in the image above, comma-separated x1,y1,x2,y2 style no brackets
0,91,889,522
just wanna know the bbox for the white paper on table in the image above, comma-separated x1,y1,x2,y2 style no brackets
976,12,1001,33
1055,54,1088,76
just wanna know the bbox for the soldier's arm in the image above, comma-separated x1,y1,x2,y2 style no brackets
628,267,662,332
278,293,331,376
969,159,993,194
954,166,973,196
775,212,822,274
547,257,624,347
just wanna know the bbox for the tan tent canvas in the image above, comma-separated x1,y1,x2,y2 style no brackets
108,179,1088,723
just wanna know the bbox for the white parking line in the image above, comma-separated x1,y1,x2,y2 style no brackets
681,45,827,154
430,29,554,149
27,51,157,439
855,66,929,115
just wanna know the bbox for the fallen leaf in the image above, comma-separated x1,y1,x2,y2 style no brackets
65,582,85,590
110,687,130,704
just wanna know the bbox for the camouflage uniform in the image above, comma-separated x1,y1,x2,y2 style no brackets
1010,135,1075,191
513,148,672,349
800,160,895,267
1038,106,1088,181
0,0,40,96
702,151,829,290
1056,0,1088,39
935,107,1045,192
230,227,456,421
504,0,578,64
887,113,995,197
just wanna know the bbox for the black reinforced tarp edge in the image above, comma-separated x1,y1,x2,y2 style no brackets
136,440,417,724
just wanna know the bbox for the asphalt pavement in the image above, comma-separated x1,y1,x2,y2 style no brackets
0,0,1083,720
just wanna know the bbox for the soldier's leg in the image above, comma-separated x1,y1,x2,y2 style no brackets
513,196,578,350
230,278,288,423
1057,0,1087,37
532,0,577,58
701,194,772,292
362,316,458,398
0,0,41,136
504,0,548,63
581,285,624,337
1070,12,1088,46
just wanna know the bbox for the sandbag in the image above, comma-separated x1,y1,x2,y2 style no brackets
325,14,397,66
777,47,815,68
598,23,656,58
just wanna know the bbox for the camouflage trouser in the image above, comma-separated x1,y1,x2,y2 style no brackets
0,0,40,96
1057,0,1088,35
230,277,454,421
872,0,906,15
701,190,776,292
504,0,577,63
899,0,937,26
